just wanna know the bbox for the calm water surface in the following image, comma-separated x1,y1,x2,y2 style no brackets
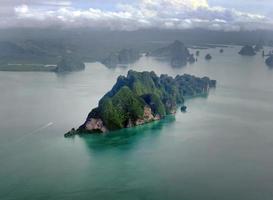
1,46,273,200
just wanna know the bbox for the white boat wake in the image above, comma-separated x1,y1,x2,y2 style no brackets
0,122,54,153
28,122,54,135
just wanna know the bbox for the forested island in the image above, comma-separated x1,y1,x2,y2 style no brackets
205,54,212,60
0,53,85,72
239,45,256,56
0,40,85,72
1,31,272,72
55,55,85,72
149,40,195,67
101,49,140,68
65,70,216,137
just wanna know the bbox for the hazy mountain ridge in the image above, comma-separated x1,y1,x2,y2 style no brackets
0,28,272,71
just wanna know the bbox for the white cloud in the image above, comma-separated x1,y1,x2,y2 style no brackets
14,4,29,14
1,0,272,31
43,1,72,7
140,0,208,9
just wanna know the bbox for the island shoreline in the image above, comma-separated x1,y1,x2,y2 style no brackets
65,71,216,137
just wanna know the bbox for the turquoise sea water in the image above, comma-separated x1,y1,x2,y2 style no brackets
1,46,273,199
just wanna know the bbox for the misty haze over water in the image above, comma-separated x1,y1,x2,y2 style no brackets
1,46,273,199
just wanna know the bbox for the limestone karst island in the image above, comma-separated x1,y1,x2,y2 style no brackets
65,70,216,137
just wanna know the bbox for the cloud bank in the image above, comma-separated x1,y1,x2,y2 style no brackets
1,0,273,31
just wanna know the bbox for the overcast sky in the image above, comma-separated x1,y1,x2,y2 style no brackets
0,0,273,31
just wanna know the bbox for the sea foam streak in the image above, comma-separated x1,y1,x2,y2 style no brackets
0,122,54,153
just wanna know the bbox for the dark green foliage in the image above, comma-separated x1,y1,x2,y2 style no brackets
128,71,163,96
99,98,124,130
110,86,145,121
83,70,216,131
98,86,145,130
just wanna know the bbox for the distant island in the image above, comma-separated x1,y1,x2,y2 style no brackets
149,40,195,67
188,54,196,63
65,70,216,137
55,55,85,72
254,44,263,52
254,40,264,52
0,40,85,72
0,53,85,73
205,54,212,60
0,63,57,72
101,49,140,68
239,45,256,56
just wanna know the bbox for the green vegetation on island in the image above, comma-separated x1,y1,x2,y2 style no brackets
65,70,216,137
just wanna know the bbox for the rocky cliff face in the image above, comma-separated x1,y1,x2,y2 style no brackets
84,118,108,133
82,106,160,133
65,70,216,136
135,106,161,126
